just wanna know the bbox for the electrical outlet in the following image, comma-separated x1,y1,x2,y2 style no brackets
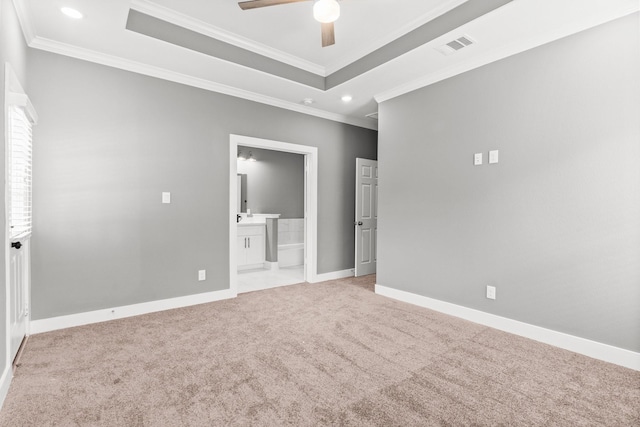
198,270,206,281
162,192,171,204
486,285,496,300
489,150,499,164
474,153,483,166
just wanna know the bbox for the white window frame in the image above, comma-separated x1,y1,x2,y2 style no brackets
7,101,35,239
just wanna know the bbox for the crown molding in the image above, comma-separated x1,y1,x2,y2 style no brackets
129,0,470,80
11,0,36,44
324,0,467,75
375,42,522,104
130,0,327,77
375,4,640,104
28,37,377,130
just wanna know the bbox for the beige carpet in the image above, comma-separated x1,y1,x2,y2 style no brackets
1,276,638,426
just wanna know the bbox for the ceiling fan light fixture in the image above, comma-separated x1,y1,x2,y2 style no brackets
313,0,340,24
61,7,83,19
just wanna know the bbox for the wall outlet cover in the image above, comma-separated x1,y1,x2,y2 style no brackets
489,150,499,164
486,285,496,300
162,192,171,204
474,153,483,166
198,270,206,281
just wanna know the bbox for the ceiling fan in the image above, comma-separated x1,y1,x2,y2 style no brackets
238,0,341,47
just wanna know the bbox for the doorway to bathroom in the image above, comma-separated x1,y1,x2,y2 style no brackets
236,147,304,292
229,135,318,295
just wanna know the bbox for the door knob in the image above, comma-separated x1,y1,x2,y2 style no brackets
354,221,363,226
11,241,22,249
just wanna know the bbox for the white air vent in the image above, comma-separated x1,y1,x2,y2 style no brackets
436,34,475,56
365,112,378,120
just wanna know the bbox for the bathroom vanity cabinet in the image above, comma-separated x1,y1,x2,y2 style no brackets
237,224,265,269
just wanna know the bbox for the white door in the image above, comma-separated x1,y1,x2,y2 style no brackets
5,74,37,363
355,158,378,277
9,238,29,362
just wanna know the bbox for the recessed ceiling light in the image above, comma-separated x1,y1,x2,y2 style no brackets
302,98,315,106
61,7,83,19
341,95,353,102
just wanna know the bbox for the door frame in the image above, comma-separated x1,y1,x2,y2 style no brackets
229,134,318,295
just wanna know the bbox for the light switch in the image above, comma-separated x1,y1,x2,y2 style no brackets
474,153,483,166
489,150,499,164
198,270,206,281
162,192,171,204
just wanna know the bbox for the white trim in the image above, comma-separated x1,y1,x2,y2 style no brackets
375,4,640,104
30,288,235,335
130,0,326,76
324,0,467,75
0,367,12,412
238,263,267,272
130,0,467,78
6,92,38,124
10,0,36,45
27,37,377,131
265,261,279,271
311,268,354,283
230,135,318,294
375,284,640,371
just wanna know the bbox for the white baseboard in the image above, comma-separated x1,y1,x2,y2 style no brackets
375,284,640,371
29,268,357,335
0,367,12,412
30,288,236,335
265,261,279,271
238,262,266,271
311,268,354,283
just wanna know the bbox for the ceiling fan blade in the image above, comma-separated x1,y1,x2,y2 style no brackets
238,0,310,10
321,22,335,47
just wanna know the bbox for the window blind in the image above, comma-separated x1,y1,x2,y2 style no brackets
8,105,33,239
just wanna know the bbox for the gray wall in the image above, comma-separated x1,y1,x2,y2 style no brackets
237,146,304,218
0,0,29,373
28,49,377,320
377,14,640,352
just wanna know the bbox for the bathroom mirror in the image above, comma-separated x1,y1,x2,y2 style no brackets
237,174,247,212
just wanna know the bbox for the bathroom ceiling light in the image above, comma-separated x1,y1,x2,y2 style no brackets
313,0,340,24
248,152,257,162
238,151,247,161
61,7,83,19
341,95,353,102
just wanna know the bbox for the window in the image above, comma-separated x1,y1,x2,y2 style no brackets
8,104,34,239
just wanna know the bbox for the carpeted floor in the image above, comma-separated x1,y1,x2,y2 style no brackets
1,275,638,426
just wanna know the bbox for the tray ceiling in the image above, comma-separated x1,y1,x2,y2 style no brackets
14,0,640,129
